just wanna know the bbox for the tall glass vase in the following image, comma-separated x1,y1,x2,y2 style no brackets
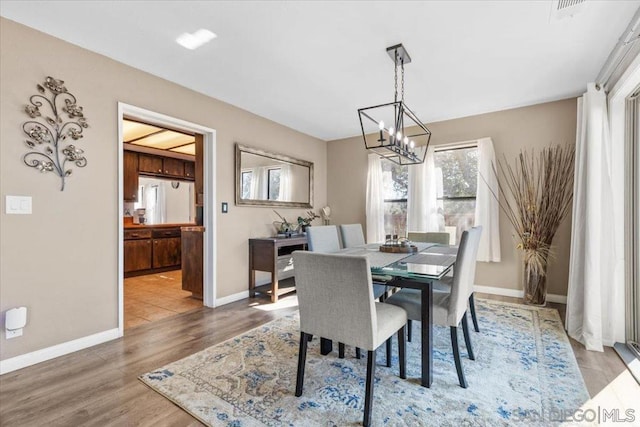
522,250,548,306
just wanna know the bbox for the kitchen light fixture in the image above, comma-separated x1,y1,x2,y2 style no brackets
358,44,431,165
176,29,217,50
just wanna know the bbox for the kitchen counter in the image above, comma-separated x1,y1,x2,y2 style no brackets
124,222,196,229
181,226,205,232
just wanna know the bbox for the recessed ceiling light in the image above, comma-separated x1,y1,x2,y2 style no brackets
176,29,217,50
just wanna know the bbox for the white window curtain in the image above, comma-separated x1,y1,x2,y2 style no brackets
250,167,267,200
366,154,386,243
144,183,166,224
474,137,501,262
278,164,292,201
406,146,440,232
566,83,617,351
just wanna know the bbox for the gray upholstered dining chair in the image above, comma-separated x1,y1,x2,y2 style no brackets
339,223,366,247
433,276,481,333
407,231,450,245
309,224,387,298
306,225,341,253
293,251,407,427
308,223,389,360
384,226,482,388
406,231,450,341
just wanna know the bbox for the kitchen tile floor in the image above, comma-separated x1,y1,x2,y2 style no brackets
124,270,202,330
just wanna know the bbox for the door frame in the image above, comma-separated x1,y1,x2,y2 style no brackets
117,103,217,335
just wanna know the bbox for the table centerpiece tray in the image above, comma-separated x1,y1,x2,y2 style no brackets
379,244,418,254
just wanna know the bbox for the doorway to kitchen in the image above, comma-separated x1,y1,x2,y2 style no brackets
117,103,217,335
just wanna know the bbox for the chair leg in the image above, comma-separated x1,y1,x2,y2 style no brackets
355,347,361,359
386,338,392,368
398,325,406,379
461,312,475,360
339,342,345,359
469,294,480,332
450,327,468,388
363,349,377,426
407,319,413,342
295,332,309,396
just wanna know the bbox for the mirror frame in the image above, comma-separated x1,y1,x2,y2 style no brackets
235,143,314,208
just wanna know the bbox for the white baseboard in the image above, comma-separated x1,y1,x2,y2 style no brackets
474,285,567,304
0,328,120,375
215,290,249,307
546,294,568,304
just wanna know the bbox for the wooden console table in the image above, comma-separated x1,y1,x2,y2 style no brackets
249,236,307,303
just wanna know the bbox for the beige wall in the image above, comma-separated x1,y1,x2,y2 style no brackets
0,19,326,360
328,98,576,297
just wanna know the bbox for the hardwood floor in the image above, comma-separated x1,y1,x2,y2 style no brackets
124,270,202,330
0,293,634,426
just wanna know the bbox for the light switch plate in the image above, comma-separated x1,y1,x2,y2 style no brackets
5,196,32,214
221,202,228,213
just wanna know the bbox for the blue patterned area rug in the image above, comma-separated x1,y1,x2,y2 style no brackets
139,299,589,426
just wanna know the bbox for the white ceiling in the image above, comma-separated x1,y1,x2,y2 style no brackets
1,1,638,140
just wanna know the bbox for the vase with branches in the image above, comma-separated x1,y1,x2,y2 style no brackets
493,145,575,305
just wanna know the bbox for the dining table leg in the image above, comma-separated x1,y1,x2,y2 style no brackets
421,282,433,387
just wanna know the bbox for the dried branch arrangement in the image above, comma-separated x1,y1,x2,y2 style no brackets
492,145,575,304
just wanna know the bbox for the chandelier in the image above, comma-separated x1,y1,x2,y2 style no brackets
357,44,431,165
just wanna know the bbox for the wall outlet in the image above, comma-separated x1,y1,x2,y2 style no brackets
6,328,23,339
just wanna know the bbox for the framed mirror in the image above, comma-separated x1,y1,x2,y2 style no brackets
235,143,313,208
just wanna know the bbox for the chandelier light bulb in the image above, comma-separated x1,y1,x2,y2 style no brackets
388,126,395,136
378,121,385,130
396,131,402,139
409,140,415,148
403,136,409,145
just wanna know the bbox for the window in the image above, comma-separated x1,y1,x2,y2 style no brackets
382,144,478,243
241,171,253,199
267,168,281,200
381,160,408,237
433,146,478,243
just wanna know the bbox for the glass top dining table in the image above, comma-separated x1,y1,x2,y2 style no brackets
322,242,458,388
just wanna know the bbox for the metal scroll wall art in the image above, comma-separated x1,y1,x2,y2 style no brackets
22,76,89,191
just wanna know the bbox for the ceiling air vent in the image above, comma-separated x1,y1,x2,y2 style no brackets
549,0,586,22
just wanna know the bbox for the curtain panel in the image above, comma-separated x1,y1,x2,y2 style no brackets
474,137,501,262
366,154,386,243
566,83,618,351
407,147,439,233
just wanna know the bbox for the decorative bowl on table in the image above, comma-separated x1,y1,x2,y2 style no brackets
379,243,418,253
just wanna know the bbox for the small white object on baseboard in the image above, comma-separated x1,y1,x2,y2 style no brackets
5,307,27,339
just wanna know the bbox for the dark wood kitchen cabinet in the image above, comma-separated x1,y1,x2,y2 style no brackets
138,153,164,174
163,157,184,177
152,237,182,268
124,239,152,273
123,151,139,202
124,226,183,277
181,226,204,298
184,161,195,179
123,229,152,274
